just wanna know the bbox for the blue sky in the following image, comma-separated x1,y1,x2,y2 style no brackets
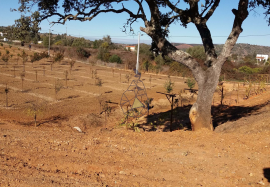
0,0,270,46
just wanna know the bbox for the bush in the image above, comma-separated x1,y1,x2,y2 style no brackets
109,54,122,64
238,66,262,74
0,43,3,46
30,52,49,63
54,40,63,45
76,47,90,59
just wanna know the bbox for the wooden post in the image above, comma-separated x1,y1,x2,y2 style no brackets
237,83,239,104
35,70,38,81
170,96,173,132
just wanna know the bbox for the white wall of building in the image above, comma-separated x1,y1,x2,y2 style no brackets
256,54,268,62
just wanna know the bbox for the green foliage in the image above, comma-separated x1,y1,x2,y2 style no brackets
54,40,63,45
30,52,48,63
13,12,40,42
186,46,206,61
238,66,262,74
186,78,196,89
93,39,103,49
0,43,3,46
97,43,110,62
76,47,90,59
53,52,64,63
109,54,122,64
169,61,190,76
164,76,174,93
72,37,91,48
62,38,74,46
42,36,53,48
5,50,10,55
21,50,28,64
142,60,154,72
241,54,257,64
135,43,154,59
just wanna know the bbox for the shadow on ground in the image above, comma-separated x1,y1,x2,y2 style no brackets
138,100,270,132
264,168,270,182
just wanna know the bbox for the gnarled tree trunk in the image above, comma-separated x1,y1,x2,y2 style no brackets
189,66,221,130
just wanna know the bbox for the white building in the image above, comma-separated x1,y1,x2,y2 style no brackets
3,38,8,42
256,54,268,62
125,45,136,51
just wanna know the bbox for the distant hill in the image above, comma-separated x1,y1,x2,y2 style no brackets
175,44,193,49
173,43,270,57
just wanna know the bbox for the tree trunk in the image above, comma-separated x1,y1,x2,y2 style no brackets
189,67,220,131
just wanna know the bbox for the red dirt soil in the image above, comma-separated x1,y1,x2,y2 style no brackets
1,44,270,186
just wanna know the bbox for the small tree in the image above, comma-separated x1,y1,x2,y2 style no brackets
26,101,45,127
69,59,75,74
95,77,103,95
149,75,152,88
125,73,131,84
54,79,63,100
164,76,174,93
103,102,112,128
21,50,28,71
51,52,64,71
5,84,9,107
64,70,68,87
186,78,196,89
20,71,25,91
2,54,9,67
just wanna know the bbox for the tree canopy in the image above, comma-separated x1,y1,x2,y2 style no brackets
12,11,40,42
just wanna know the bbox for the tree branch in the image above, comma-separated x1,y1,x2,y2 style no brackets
202,0,220,21
218,0,249,66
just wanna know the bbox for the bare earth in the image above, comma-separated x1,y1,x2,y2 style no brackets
0,44,270,186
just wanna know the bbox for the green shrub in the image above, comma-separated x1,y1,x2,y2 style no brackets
109,54,122,64
6,50,10,55
164,76,174,93
0,43,3,46
186,78,196,89
186,46,206,61
76,47,90,59
238,66,262,74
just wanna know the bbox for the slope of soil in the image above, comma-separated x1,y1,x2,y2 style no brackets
0,43,270,186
